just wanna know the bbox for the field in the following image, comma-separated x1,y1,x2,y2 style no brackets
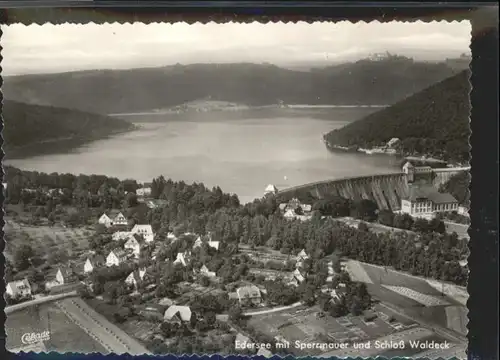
345,260,468,336
5,299,107,353
4,218,94,262
247,304,417,356
359,262,446,296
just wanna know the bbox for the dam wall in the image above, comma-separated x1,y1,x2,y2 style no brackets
279,167,469,211
280,173,409,211
432,167,471,188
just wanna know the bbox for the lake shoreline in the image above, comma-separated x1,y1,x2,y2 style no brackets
3,126,137,160
5,110,401,204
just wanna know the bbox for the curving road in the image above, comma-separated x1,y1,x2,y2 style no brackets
5,291,78,315
56,297,151,355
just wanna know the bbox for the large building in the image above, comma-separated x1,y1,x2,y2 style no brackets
401,185,459,218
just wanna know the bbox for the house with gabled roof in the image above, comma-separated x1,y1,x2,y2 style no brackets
113,212,128,226
193,237,203,249
56,266,78,285
173,251,190,266
84,255,105,274
164,305,192,323
106,249,129,267
200,265,216,277
6,278,32,298
236,285,262,306
264,184,278,196
125,268,148,288
131,224,155,243
124,234,144,258
297,249,309,260
98,213,113,228
293,269,305,283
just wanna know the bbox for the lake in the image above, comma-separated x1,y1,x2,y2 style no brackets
4,109,401,203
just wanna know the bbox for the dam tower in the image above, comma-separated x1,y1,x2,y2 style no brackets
402,161,415,182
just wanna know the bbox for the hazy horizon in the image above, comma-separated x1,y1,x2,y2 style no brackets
1,21,471,76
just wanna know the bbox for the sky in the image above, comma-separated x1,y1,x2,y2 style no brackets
1,21,471,76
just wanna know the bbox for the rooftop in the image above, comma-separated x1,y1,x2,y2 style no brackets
406,185,458,204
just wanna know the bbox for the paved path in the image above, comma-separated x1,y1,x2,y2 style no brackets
56,297,151,355
243,302,302,316
5,291,78,314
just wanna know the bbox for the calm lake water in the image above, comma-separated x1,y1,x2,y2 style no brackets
5,109,400,203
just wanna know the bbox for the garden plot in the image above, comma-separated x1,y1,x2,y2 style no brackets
248,305,417,356
4,219,93,260
382,285,450,306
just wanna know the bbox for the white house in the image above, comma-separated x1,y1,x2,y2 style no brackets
98,213,113,228
136,187,152,197
297,249,309,260
193,237,203,249
193,236,220,251
55,266,78,285
236,285,262,306
131,224,155,243
167,232,178,242
106,249,129,267
164,305,192,323
264,184,278,196
125,268,147,288
401,186,459,218
112,231,134,241
293,269,305,283
387,137,400,148
6,279,32,298
458,206,469,217
84,255,105,274
200,265,216,277
208,241,220,250
284,209,296,220
113,212,128,226
124,235,143,258
174,252,190,266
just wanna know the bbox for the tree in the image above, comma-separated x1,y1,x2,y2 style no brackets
350,298,363,316
228,305,243,323
14,244,35,271
378,209,395,227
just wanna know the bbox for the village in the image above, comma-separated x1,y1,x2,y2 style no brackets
3,162,469,357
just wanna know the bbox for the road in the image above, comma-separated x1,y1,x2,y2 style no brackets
5,291,78,314
56,297,151,355
244,302,302,317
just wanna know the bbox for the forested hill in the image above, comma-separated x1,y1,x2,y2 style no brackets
323,70,471,164
1,100,135,157
2,58,462,114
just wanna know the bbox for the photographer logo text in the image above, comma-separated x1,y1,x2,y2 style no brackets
21,331,51,345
